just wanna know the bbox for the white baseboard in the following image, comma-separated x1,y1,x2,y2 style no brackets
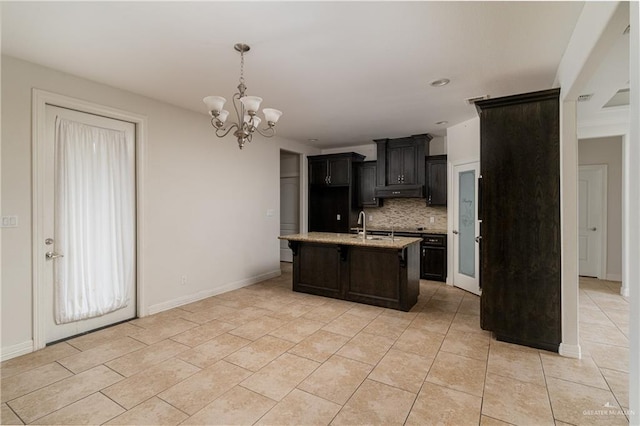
606,273,622,282
620,286,630,297
147,269,282,316
559,342,582,359
1,340,34,362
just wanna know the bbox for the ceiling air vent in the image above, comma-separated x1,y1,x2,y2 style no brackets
604,88,630,108
577,93,593,102
465,95,490,105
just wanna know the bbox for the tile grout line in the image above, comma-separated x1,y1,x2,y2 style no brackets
538,349,560,424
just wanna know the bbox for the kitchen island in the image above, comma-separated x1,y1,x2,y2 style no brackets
278,232,422,311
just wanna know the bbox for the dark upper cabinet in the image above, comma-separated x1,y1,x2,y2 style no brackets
426,155,447,206
356,161,381,207
309,160,329,186
309,154,358,186
389,144,420,184
374,134,431,198
384,138,421,185
475,88,561,353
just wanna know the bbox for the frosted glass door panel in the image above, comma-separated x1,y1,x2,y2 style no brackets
458,170,475,277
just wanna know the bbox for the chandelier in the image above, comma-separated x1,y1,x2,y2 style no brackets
203,43,283,149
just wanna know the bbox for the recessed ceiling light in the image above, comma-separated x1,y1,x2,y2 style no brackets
430,78,450,87
308,138,319,143
436,121,449,125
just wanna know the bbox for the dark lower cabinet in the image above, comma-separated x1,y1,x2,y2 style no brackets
420,234,447,281
475,88,561,352
421,246,446,281
290,240,420,311
295,243,341,299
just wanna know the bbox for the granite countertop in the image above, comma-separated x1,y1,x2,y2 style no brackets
279,232,422,249
351,227,448,235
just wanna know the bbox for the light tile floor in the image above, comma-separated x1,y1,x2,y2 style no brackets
1,266,630,425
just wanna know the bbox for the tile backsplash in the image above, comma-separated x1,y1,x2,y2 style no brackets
363,198,447,230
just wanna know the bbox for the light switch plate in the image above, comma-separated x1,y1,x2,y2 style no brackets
266,209,275,217
1,216,18,228
430,217,435,223
336,214,341,220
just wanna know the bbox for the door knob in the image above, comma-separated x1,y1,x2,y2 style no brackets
452,230,459,235
45,251,64,260
590,227,597,231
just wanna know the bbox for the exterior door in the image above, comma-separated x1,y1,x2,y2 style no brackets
452,162,480,295
578,165,605,278
44,105,137,343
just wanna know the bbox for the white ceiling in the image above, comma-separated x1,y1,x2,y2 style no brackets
577,21,630,128
2,1,587,148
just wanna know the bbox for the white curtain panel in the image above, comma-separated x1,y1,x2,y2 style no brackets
54,117,135,324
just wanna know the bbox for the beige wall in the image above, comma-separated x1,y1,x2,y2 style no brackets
579,136,623,280
446,117,480,166
1,55,318,358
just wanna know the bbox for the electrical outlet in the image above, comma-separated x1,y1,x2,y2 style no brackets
430,217,435,223
180,275,187,286
336,214,341,220
368,215,373,222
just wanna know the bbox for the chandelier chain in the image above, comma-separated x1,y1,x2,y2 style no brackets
239,49,245,85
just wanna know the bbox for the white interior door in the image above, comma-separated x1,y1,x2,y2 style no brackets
44,105,137,343
280,176,300,262
453,162,481,295
579,165,606,278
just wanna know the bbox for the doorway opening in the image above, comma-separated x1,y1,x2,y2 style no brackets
578,137,623,282
280,150,301,262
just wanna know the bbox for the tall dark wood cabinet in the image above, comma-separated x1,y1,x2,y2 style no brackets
475,88,561,352
356,161,381,207
426,155,447,206
308,153,365,233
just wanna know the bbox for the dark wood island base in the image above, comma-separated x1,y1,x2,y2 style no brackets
280,233,421,311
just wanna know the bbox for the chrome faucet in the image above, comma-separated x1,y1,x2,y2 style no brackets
357,211,366,241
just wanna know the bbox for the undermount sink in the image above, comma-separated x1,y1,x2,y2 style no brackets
351,234,393,241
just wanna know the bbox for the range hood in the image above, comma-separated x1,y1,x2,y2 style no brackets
373,133,431,199
374,184,424,198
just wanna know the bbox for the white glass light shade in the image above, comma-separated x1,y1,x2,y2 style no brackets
203,96,226,113
262,108,283,125
244,115,261,129
217,110,229,123
240,96,263,113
